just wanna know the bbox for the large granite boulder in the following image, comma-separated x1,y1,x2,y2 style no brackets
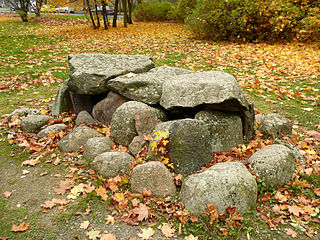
248,144,296,188
160,71,255,139
258,113,292,139
92,91,129,125
91,151,134,178
195,110,243,152
160,71,250,111
67,54,155,95
110,101,167,146
130,161,176,196
51,80,72,115
58,125,104,153
148,119,212,175
180,162,257,215
21,115,53,133
83,137,113,160
107,66,192,104
37,123,67,139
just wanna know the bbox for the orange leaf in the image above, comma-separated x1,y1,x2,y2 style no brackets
95,185,108,201
21,159,40,166
286,228,297,238
100,233,117,240
3,191,12,198
288,205,305,216
11,222,29,232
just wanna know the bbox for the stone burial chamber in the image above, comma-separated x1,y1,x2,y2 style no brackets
11,53,299,215
52,54,256,175
50,53,262,214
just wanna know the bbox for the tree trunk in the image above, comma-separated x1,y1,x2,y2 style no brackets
86,0,97,28
112,0,119,27
127,0,133,24
94,1,100,28
18,9,28,22
35,0,43,17
101,0,109,29
122,0,127,27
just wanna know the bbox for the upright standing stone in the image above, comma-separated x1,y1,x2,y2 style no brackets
92,91,129,125
51,80,72,115
149,119,212,175
195,110,243,152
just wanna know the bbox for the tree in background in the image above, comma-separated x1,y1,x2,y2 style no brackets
8,0,30,22
34,0,44,17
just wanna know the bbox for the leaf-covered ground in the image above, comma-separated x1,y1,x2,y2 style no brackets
0,14,319,240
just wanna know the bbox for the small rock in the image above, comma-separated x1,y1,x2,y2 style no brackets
83,137,113,160
37,124,67,139
130,161,176,196
91,151,134,178
58,125,104,153
7,108,40,120
248,144,296,188
180,162,257,215
128,136,147,156
21,115,53,133
75,111,96,125
258,113,292,139
255,114,264,124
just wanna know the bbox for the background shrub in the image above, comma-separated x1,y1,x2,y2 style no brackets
182,0,320,41
133,1,174,21
172,0,197,22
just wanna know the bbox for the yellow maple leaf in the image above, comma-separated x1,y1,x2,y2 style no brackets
115,192,124,201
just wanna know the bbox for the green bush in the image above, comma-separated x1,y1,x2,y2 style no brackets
184,0,320,41
133,1,175,21
172,0,197,22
